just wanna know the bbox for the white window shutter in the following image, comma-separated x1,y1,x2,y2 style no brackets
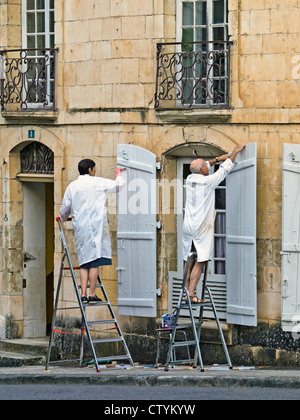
226,143,257,326
282,144,300,332
116,144,157,317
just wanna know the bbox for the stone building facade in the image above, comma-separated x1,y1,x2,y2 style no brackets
0,0,300,365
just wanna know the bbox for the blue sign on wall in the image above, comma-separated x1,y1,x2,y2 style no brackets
28,130,35,139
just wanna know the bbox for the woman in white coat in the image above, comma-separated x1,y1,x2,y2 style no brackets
60,159,125,304
182,144,246,304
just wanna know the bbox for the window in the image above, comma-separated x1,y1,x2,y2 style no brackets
178,0,228,45
21,142,54,174
169,144,257,326
178,0,229,107
22,0,55,108
155,0,230,109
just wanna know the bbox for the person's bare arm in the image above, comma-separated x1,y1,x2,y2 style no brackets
208,153,230,167
208,144,246,167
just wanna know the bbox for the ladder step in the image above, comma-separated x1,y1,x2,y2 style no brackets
77,284,103,289
175,322,202,328
95,355,131,363
172,340,197,347
87,320,116,325
56,306,80,311
83,302,109,307
181,302,213,308
56,302,109,310
93,337,123,344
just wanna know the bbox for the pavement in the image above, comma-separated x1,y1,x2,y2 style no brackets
1,362,300,389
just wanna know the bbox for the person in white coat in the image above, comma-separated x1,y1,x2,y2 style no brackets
182,144,246,304
60,159,126,304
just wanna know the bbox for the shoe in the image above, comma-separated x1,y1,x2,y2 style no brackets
88,295,102,304
184,295,207,304
81,296,88,304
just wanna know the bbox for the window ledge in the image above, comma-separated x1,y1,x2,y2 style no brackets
2,110,58,124
155,108,232,124
17,173,54,183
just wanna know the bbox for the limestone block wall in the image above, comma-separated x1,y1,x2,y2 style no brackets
0,0,299,352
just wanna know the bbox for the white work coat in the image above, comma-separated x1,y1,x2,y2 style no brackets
182,159,234,262
60,174,126,266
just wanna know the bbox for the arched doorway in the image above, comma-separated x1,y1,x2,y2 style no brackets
163,142,228,320
19,142,54,337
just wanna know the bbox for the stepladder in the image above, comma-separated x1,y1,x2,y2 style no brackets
45,217,134,372
165,252,232,372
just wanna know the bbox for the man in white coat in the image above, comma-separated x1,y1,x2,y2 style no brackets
182,144,246,304
60,159,125,304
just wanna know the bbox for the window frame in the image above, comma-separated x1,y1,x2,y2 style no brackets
21,0,55,109
175,0,229,108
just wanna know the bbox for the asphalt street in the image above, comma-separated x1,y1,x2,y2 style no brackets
0,384,300,401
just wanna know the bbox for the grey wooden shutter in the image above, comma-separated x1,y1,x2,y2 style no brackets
117,144,157,317
226,143,257,326
282,144,300,332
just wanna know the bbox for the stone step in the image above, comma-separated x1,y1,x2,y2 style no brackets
0,338,50,356
0,350,45,367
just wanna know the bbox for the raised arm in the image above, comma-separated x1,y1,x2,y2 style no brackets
209,144,246,167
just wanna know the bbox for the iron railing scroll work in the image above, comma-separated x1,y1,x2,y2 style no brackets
0,48,57,112
155,41,231,110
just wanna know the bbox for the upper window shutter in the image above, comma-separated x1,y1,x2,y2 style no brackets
282,144,300,332
226,143,257,326
117,144,157,317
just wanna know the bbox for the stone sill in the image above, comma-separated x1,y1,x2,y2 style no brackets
17,173,54,183
155,108,232,124
2,110,58,124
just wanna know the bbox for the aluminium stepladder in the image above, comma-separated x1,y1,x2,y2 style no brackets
164,252,232,372
45,217,133,372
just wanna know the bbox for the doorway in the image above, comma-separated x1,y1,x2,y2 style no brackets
168,153,227,320
22,181,54,337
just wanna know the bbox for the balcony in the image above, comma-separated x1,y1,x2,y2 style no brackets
155,41,231,111
0,48,57,115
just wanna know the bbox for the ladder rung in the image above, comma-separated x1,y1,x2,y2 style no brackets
175,322,202,328
172,340,197,347
84,302,109,307
93,337,123,344
87,320,116,325
95,355,131,363
77,284,102,289
181,302,213,308
56,306,80,311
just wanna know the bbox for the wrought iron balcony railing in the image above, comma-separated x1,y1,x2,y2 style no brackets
0,48,57,112
155,41,231,110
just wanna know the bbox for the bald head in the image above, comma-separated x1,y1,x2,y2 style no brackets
190,159,206,174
